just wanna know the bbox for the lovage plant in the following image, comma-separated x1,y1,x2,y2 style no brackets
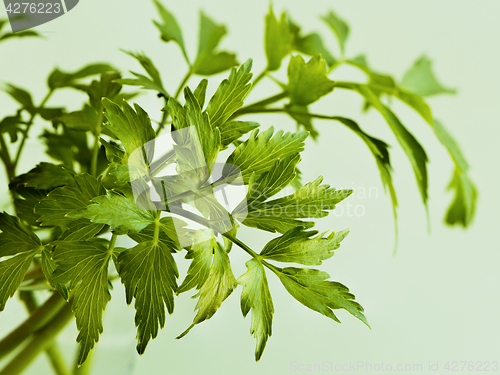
0,2,476,374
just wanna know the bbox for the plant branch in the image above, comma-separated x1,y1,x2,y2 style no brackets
229,91,288,120
171,207,280,274
0,300,74,375
251,69,267,90
90,107,104,177
174,68,193,100
18,291,71,375
155,97,170,136
156,66,191,135
228,106,351,123
13,90,53,170
0,292,67,360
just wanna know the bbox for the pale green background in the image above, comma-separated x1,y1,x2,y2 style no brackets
0,1,499,374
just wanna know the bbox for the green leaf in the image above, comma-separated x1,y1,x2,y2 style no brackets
0,213,42,310
273,267,368,326
101,98,156,157
394,89,433,125
193,12,238,75
285,104,319,140
117,51,168,97
40,247,69,300
206,59,253,128
37,107,65,121
238,176,352,234
0,212,41,258
184,87,221,167
128,217,183,248
153,0,189,64
0,29,41,43
237,258,274,361
238,154,301,211
166,90,221,186
194,52,238,76
293,33,336,67
48,63,116,90
224,126,308,183
10,185,48,227
193,79,208,109
347,56,397,101
51,240,112,365
71,191,156,235
0,114,23,142
3,84,36,115
219,121,260,148
260,227,349,266
100,138,125,164
36,174,106,227
346,56,433,124
321,10,349,55
289,20,335,66
41,127,96,171
336,83,428,206
57,104,98,133
176,230,217,294
0,253,38,311
117,239,178,354
84,72,122,110
265,6,293,71
433,120,477,227
58,219,106,241
400,55,456,97
332,116,398,229
12,162,75,190
177,234,237,338
287,55,335,105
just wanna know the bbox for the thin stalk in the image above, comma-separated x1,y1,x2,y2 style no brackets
227,106,349,123
13,90,53,169
0,292,67,360
230,91,288,120
0,301,74,375
45,345,71,375
71,232,117,374
0,133,18,213
174,68,193,100
18,291,71,375
155,96,170,136
251,69,267,90
90,108,103,177
172,207,280,274
327,59,344,74
156,67,191,136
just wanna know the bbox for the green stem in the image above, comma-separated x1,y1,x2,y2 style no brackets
90,107,103,177
156,66,191,135
0,301,74,375
174,68,193,100
327,59,344,74
45,345,71,375
155,96,170,136
19,291,71,375
172,207,280,274
251,69,267,89
0,133,14,198
228,106,349,123
13,90,53,170
229,91,288,120
0,292,67,360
